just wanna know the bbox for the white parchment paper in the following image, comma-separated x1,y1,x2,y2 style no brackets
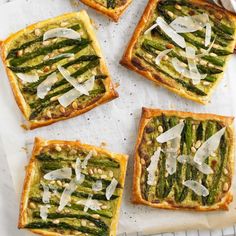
0,0,236,235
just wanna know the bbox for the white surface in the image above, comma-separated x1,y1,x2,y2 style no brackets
0,0,236,235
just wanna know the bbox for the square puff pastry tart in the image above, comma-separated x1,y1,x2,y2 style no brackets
79,0,132,22
120,0,236,104
0,11,118,130
19,137,128,236
133,108,235,211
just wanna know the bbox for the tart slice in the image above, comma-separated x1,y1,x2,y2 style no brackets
120,0,236,104
0,11,118,130
19,137,128,236
133,108,235,211
79,0,132,22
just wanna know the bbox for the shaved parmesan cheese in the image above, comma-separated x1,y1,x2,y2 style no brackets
42,184,51,204
156,17,186,48
221,1,236,13
58,76,95,107
37,72,58,99
77,174,85,185
194,127,226,165
58,65,89,95
40,205,50,221
192,13,210,27
197,162,213,175
83,194,93,212
171,135,181,148
166,155,177,175
206,38,216,53
172,57,191,78
170,14,209,33
81,151,93,169
198,38,216,58
77,195,101,212
43,28,81,41
165,137,180,153
172,57,206,83
16,73,39,84
164,134,180,154
177,155,190,164
74,158,85,184
205,23,212,47
75,158,81,181
183,180,209,197
165,138,180,175
58,178,77,211
44,167,72,180
165,147,178,153
83,76,95,91
58,88,81,107
106,178,118,200
186,46,206,85
157,121,184,143
155,49,172,65
170,17,198,33
177,155,213,175
147,147,161,185
50,53,74,60
144,22,158,35
92,180,103,192
186,46,196,60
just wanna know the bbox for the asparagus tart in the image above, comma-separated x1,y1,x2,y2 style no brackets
120,0,236,104
133,108,235,210
0,11,118,130
18,137,128,235
79,0,132,21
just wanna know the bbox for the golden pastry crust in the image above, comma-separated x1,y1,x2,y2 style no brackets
120,0,236,104
79,0,132,22
18,137,128,236
133,107,235,211
0,11,118,130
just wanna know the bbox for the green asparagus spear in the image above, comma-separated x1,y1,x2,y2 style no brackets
163,116,178,198
9,38,91,67
158,3,234,44
29,197,113,218
22,55,100,94
32,212,108,230
151,23,232,56
29,87,105,120
135,53,207,96
40,163,118,187
201,121,216,205
36,153,119,168
142,39,224,73
207,128,227,205
6,24,81,59
178,119,192,202
156,115,169,199
25,221,107,236
9,44,90,73
159,0,235,36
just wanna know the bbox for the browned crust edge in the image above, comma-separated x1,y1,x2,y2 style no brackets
18,137,128,236
0,11,119,130
120,0,236,105
79,0,132,22
132,107,235,211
